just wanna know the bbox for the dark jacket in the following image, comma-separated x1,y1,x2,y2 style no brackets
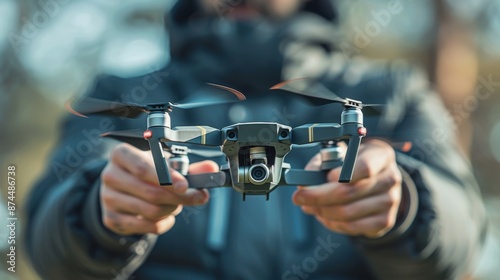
26,2,486,279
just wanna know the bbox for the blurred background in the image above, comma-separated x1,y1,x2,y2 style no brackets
0,0,498,279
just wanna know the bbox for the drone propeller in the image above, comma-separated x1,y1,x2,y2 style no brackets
67,83,246,118
101,129,152,150
65,97,148,118
171,83,246,109
270,78,384,115
271,78,345,104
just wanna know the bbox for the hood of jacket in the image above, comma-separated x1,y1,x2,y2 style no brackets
165,0,340,94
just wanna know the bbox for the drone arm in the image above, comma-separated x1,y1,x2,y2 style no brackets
148,133,172,185
283,169,329,186
339,135,362,183
291,124,342,145
285,135,361,185
171,126,222,146
185,170,231,189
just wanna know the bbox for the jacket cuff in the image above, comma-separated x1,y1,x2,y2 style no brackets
353,166,419,247
82,173,144,253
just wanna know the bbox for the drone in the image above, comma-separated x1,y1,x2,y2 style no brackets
67,79,383,200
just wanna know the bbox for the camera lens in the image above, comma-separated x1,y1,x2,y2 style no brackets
249,164,269,185
252,167,265,180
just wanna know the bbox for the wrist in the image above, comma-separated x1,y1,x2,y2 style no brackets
83,177,144,252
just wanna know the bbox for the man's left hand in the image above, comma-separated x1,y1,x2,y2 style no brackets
292,140,402,238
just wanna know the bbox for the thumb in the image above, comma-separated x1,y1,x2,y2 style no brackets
189,160,219,174
305,153,322,171
170,160,219,194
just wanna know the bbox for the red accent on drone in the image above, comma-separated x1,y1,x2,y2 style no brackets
143,130,153,139
401,142,412,152
64,98,88,118
358,127,367,136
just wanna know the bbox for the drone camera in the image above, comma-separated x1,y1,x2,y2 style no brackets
246,147,271,185
249,147,267,164
226,129,238,141
248,164,270,185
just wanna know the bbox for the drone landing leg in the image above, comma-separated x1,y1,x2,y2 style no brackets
339,136,362,183
148,138,172,185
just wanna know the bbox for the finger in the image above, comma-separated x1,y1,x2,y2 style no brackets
169,160,221,194
304,153,322,171
189,160,219,174
297,154,327,191
349,140,395,182
303,142,347,172
102,210,176,235
109,143,156,184
110,143,178,185
293,163,400,206
171,205,183,216
101,187,179,221
317,212,397,238
102,164,210,206
300,192,395,222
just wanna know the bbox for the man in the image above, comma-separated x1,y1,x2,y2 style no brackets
26,0,486,279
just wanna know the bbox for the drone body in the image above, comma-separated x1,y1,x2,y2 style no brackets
221,122,292,196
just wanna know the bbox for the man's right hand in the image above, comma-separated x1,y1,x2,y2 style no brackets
100,143,218,236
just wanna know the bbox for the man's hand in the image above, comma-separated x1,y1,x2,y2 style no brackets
100,143,218,236
292,140,402,238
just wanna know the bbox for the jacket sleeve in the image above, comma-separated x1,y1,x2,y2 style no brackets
352,64,487,279
25,76,157,280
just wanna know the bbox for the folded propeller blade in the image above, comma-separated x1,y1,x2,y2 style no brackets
66,83,246,117
171,83,246,109
101,129,151,150
271,78,385,115
66,97,148,118
270,78,345,105
361,104,385,116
